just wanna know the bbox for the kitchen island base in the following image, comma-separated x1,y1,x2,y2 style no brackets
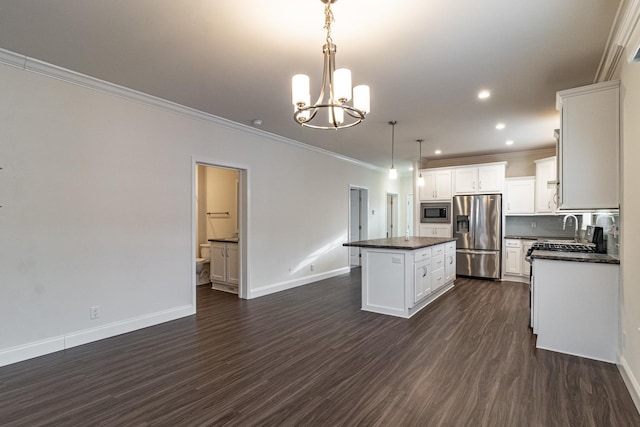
345,237,456,319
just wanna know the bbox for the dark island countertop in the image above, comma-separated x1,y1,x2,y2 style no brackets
504,235,575,241
343,236,456,250
208,238,239,243
530,251,620,265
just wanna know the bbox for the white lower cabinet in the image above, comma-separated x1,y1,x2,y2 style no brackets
210,241,239,293
414,259,431,303
445,241,456,283
505,239,522,275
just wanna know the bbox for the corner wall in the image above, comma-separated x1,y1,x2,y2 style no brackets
0,55,393,366
618,50,640,410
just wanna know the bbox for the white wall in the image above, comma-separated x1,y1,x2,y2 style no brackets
203,166,238,241
0,55,393,365
618,50,640,406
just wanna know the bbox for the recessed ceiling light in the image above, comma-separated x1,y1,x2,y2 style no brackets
434,149,442,155
478,90,491,99
251,119,263,126
506,140,514,146
496,123,506,130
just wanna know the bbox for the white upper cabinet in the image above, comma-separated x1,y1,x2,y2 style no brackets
419,169,452,201
505,177,535,215
454,163,505,194
556,80,619,210
535,157,557,214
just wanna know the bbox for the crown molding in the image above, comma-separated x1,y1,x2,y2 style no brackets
0,48,384,173
596,0,640,82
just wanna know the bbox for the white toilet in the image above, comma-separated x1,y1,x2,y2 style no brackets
196,243,211,285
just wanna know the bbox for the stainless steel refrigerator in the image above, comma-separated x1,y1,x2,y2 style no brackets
453,194,502,279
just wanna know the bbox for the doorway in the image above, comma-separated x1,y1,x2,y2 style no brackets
349,186,368,267
386,193,399,238
193,161,247,306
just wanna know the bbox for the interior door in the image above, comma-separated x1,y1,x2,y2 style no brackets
349,189,362,266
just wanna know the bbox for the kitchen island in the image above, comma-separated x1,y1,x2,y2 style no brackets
530,250,620,362
344,237,456,318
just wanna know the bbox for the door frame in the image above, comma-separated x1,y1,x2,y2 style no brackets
386,192,399,238
192,157,249,309
348,186,369,267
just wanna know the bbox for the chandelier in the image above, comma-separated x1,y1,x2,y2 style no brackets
291,0,370,129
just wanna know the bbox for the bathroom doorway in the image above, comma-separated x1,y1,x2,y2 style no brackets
193,161,247,304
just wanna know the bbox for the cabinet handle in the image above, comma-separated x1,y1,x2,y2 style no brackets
449,256,453,265
423,267,427,278
479,180,482,190
548,200,551,209
473,181,476,190
225,247,229,257
508,203,511,211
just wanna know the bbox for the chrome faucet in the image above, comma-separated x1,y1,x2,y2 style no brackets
563,214,580,241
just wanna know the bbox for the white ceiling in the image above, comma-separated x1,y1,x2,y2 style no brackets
0,0,620,172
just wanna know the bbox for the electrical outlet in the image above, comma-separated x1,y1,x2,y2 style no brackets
310,264,315,271
90,305,100,320
531,221,537,229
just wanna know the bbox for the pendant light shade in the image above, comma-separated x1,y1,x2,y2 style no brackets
389,121,398,180
417,139,425,186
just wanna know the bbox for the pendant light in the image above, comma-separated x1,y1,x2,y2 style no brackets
417,139,425,186
388,121,398,180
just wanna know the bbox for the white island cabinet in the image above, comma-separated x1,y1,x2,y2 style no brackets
344,237,456,318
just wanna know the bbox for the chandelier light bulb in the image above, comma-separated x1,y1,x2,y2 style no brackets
353,85,370,114
334,68,352,102
291,74,310,107
417,174,425,186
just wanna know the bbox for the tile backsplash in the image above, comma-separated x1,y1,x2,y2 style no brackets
505,215,577,238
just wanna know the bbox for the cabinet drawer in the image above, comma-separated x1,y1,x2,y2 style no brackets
414,248,432,263
445,242,456,253
432,253,445,270
432,244,445,257
505,239,521,248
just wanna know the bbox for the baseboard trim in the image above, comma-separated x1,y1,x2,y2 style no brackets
0,305,195,368
619,356,640,414
249,267,350,299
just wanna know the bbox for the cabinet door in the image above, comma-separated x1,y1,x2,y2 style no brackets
505,247,522,275
454,168,478,194
419,171,436,201
535,158,557,213
445,251,456,283
434,225,452,238
506,178,535,214
210,242,227,283
414,260,431,303
478,165,504,193
434,170,452,199
558,82,619,209
226,243,239,285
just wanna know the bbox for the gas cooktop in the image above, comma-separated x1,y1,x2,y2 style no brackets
526,242,596,258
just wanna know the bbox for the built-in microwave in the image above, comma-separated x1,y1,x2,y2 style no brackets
420,202,451,223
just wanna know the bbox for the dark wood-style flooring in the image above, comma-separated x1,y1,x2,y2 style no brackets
1,270,639,426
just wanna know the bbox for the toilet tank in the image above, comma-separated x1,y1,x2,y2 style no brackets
200,243,212,259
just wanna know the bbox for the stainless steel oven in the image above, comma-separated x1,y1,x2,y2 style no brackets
420,202,451,223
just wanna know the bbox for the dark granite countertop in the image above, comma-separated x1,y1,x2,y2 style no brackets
208,238,239,243
343,236,456,250
530,251,620,264
504,235,574,241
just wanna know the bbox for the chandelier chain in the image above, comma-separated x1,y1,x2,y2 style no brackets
324,2,334,44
